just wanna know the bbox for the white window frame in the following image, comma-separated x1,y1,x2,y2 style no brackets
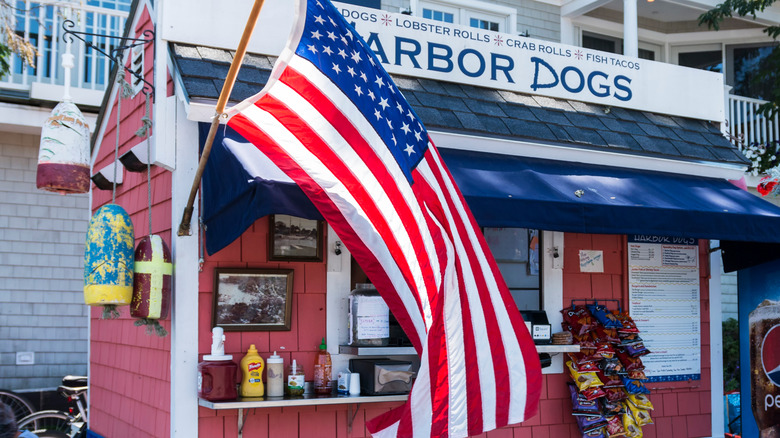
412,0,517,35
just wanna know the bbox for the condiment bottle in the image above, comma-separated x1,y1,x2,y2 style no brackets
266,351,284,397
287,359,305,396
313,338,332,395
197,327,238,401
239,344,265,397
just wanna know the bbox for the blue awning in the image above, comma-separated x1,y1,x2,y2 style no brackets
202,124,780,257
440,148,780,244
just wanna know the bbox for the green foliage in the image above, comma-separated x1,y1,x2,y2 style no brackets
723,318,741,392
0,42,9,78
699,0,780,119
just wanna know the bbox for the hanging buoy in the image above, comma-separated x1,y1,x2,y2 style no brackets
131,235,172,336
84,204,134,310
37,101,90,194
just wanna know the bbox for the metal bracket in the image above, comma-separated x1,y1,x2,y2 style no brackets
570,298,623,313
62,19,155,97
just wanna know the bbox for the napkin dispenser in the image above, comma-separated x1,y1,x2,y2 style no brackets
349,359,415,395
520,310,552,345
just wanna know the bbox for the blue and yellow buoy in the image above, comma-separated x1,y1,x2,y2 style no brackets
84,203,135,306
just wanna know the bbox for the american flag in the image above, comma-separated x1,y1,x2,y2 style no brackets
226,1,541,436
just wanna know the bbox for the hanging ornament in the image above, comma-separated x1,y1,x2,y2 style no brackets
36,101,90,194
131,235,172,336
37,16,90,194
84,203,134,317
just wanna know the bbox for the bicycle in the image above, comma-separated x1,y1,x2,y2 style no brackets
0,389,35,422
17,376,88,438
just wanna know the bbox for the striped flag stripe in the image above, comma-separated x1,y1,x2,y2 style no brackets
416,157,500,431
425,148,540,424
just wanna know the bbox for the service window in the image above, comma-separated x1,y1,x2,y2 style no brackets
483,227,541,311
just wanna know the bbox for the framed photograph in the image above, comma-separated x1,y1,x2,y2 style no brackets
269,214,323,262
212,268,294,331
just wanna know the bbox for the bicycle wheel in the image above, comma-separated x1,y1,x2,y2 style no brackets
17,410,73,438
0,389,35,422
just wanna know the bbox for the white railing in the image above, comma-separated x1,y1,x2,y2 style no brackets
0,1,129,98
726,93,780,148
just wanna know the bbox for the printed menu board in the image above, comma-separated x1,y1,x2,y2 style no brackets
628,235,701,382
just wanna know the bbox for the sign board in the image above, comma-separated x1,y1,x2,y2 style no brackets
162,0,725,122
628,235,701,382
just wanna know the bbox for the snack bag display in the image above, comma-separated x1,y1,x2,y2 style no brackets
616,313,640,334
600,398,624,416
568,353,600,372
627,370,648,380
605,387,628,402
623,342,651,357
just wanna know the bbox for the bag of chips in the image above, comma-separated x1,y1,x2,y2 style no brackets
623,342,651,358
588,304,624,329
605,387,628,402
600,398,624,416
583,427,607,438
569,353,601,372
622,412,643,437
595,343,616,360
605,415,626,437
563,306,596,336
569,383,602,416
627,370,648,381
627,394,654,411
599,357,624,376
621,377,651,395
581,386,608,401
627,402,654,427
594,326,621,345
597,370,623,388
616,351,645,371
616,313,640,334
568,361,605,391
577,414,608,433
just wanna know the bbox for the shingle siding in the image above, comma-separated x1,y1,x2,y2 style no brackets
0,131,89,390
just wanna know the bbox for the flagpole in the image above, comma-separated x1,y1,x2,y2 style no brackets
177,0,266,236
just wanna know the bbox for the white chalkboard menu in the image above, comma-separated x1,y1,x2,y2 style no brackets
628,235,701,382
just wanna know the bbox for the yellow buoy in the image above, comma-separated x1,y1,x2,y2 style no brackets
84,204,134,306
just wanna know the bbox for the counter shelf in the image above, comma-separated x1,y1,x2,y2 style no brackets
199,393,408,437
338,344,580,356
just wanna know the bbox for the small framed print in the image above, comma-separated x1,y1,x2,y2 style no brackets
212,268,294,331
269,214,323,262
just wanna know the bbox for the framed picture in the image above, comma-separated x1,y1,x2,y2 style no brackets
212,268,294,331
269,214,323,262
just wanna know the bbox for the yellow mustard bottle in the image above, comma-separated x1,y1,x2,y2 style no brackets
239,344,265,397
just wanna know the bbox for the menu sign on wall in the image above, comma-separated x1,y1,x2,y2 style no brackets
628,235,701,382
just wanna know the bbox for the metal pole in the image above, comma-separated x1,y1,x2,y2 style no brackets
177,0,267,236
